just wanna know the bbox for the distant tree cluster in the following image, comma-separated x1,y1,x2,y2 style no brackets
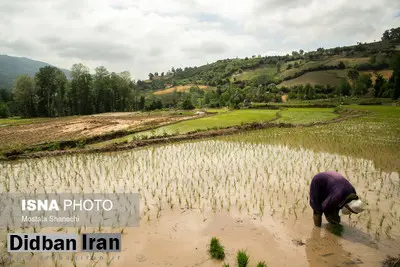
11,64,146,118
382,27,400,43
0,89,12,118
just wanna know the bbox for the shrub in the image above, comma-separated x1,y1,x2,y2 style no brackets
209,237,225,260
75,139,86,148
0,103,9,118
359,99,383,105
237,250,249,267
257,261,267,267
48,142,61,151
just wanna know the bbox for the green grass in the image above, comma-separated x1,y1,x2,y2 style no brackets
278,57,335,79
278,70,344,87
90,107,339,148
324,57,370,67
221,105,400,172
278,56,369,79
0,117,53,126
231,66,277,82
205,108,229,113
89,109,278,147
276,108,338,124
137,109,278,137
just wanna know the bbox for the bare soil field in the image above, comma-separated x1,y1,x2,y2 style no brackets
153,85,210,95
0,112,194,152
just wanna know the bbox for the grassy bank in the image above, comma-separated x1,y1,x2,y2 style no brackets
276,108,338,124
91,109,279,147
221,105,400,171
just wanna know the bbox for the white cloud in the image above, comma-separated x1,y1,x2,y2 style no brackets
0,0,399,80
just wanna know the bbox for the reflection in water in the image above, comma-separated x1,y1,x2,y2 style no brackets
326,223,378,250
326,224,344,237
306,226,361,267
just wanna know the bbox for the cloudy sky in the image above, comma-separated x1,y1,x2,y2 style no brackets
1,0,399,80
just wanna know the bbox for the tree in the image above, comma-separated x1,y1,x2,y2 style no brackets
339,80,351,96
53,69,68,116
154,72,159,76
276,62,281,73
390,53,400,100
305,83,315,99
358,74,373,89
338,61,346,69
299,49,304,55
69,63,92,115
252,73,272,87
93,66,111,113
0,103,8,118
347,69,359,89
161,72,164,77
354,80,367,96
182,97,194,110
381,27,400,43
116,71,132,111
13,75,36,117
35,66,66,117
138,95,145,110
145,96,163,110
374,73,385,97
148,73,154,80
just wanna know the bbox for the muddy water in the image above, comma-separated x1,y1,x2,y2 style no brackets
1,140,399,266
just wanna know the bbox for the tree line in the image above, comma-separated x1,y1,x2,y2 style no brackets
4,64,146,118
1,53,399,118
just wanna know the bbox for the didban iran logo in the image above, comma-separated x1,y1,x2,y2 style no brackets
8,233,121,252
1,193,140,253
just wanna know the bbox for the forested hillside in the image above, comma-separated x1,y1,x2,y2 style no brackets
0,27,399,118
0,55,70,90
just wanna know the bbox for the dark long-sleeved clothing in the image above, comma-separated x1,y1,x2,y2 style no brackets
310,171,356,214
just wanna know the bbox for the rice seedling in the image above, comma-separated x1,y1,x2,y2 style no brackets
237,250,249,267
257,261,268,267
209,237,225,260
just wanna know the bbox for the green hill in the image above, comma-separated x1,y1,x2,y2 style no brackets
0,55,70,90
142,39,397,93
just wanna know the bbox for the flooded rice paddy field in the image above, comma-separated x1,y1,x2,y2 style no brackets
0,105,399,266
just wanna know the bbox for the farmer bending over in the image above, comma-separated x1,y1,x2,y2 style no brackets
310,171,364,227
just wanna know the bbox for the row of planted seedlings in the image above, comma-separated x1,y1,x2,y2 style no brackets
1,140,399,245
